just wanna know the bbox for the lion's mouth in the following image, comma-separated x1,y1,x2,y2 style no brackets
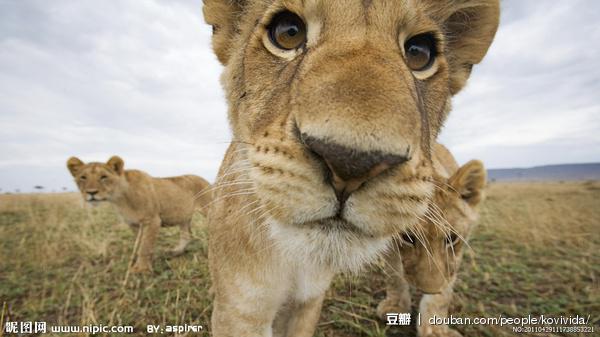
304,214,370,236
321,215,353,228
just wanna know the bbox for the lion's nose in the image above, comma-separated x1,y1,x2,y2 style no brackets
87,190,98,196
301,134,409,203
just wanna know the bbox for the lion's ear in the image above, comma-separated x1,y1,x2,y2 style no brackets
67,157,84,176
426,0,500,95
203,0,246,65
449,160,487,207
107,156,125,175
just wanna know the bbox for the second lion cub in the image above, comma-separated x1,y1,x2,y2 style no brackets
67,155,211,273
378,145,487,337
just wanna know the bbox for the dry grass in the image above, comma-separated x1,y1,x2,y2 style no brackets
1,182,598,336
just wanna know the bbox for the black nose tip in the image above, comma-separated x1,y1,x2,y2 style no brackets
87,190,98,196
301,134,409,201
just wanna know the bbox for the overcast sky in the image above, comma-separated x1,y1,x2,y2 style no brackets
1,0,599,192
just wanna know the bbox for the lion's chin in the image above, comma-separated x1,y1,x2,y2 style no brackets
86,199,106,207
267,217,390,273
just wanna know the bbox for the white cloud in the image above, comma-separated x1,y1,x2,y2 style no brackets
0,0,599,192
0,0,229,192
439,0,600,168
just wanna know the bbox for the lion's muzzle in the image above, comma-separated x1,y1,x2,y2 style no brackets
301,133,410,205
85,189,99,201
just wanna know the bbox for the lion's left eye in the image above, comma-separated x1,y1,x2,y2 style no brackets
100,175,108,181
267,11,307,50
446,233,460,246
404,34,436,71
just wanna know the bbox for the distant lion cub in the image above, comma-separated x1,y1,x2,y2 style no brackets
378,149,486,337
67,156,211,273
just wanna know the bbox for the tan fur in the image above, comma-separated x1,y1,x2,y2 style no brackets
67,156,211,273
202,1,499,335
377,147,487,337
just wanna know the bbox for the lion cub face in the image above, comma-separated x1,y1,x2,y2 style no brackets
400,160,486,293
204,1,498,240
67,156,126,204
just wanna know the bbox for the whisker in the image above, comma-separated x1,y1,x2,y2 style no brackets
201,189,257,209
427,204,472,251
193,180,254,201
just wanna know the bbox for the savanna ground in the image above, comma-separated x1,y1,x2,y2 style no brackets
1,181,599,337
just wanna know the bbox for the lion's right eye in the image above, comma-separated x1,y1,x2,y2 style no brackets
80,176,87,181
401,233,416,246
267,11,307,50
404,34,437,72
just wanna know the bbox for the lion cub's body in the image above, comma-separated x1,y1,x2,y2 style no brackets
111,170,208,228
377,144,487,337
67,156,211,273
202,0,499,335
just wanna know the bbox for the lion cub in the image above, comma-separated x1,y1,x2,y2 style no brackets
378,155,487,337
67,156,211,273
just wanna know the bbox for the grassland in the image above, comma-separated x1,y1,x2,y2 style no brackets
1,181,598,336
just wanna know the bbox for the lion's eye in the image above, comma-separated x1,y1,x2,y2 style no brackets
401,233,416,246
80,175,87,181
267,11,306,50
404,34,436,71
446,233,460,246
100,175,108,182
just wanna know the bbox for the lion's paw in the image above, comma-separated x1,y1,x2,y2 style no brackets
130,261,153,274
168,247,187,257
376,296,412,320
419,325,463,337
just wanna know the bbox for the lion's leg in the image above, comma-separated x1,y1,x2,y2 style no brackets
171,219,192,256
282,294,325,337
211,281,286,337
377,246,412,319
417,280,462,337
131,216,160,274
